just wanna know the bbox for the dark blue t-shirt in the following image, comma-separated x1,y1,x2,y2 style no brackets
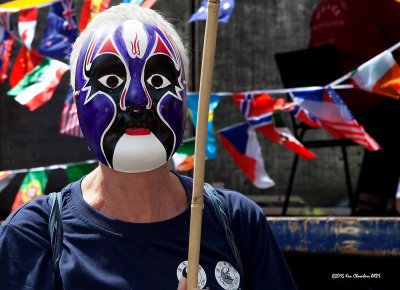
0,173,296,289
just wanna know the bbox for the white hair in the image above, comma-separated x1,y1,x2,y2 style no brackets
69,4,188,88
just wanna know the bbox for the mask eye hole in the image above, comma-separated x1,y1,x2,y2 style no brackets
147,74,171,89
98,74,124,90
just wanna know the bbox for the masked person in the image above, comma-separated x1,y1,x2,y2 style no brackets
0,4,296,289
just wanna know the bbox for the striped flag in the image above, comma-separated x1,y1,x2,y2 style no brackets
0,12,14,84
219,123,275,189
79,0,110,32
59,87,84,137
290,88,381,151
7,58,69,111
351,50,400,99
18,8,38,49
172,138,195,172
11,170,49,213
232,92,315,159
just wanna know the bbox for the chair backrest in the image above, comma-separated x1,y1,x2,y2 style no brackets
275,44,342,88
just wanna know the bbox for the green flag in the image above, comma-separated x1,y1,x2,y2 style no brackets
66,163,93,183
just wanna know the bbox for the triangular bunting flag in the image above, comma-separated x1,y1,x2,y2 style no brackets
290,88,381,151
189,0,235,23
187,93,221,159
79,0,110,32
0,12,14,84
9,46,43,88
219,123,275,189
66,162,93,183
59,86,84,137
172,138,195,172
11,169,49,212
0,170,17,195
18,8,38,49
351,50,400,99
39,0,78,60
7,58,69,111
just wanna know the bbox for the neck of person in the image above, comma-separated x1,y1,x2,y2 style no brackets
81,162,189,223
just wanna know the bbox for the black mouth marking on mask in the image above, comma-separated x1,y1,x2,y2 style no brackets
102,105,174,168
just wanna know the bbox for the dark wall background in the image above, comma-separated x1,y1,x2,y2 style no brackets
0,0,364,218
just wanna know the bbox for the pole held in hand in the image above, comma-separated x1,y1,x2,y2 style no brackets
187,1,220,289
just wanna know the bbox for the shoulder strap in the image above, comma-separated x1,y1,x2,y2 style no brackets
203,183,244,277
48,192,63,273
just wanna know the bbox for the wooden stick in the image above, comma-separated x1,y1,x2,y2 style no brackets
187,1,220,289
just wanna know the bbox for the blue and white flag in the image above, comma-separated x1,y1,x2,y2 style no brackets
39,0,77,60
188,0,235,23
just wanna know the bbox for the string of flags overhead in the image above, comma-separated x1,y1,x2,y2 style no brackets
1,0,400,190
0,160,97,214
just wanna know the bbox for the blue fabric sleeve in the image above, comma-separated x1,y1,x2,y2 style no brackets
0,196,57,289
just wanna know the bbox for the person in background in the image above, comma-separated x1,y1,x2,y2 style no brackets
309,0,400,216
0,4,297,289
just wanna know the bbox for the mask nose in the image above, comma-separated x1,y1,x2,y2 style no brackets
120,82,152,111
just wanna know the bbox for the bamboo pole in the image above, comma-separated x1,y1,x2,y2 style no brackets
187,1,220,289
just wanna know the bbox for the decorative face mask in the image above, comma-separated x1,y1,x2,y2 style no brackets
74,20,187,173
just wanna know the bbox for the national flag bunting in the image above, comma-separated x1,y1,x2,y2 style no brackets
189,0,235,23
11,170,49,213
232,92,284,143
187,93,221,159
0,12,14,84
0,170,17,195
79,0,110,32
290,88,381,151
59,86,84,137
351,50,400,99
274,112,317,160
66,162,93,183
9,46,43,88
18,8,38,49
7,58,69,111
283,102,322,129
172,138,195,172
39,0,77,60
219,123,275,189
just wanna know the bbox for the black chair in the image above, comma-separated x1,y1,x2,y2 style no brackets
275,45,356,215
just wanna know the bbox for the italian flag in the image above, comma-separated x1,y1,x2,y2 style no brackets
172,139,195,172
7,58,69,111
351,50,400,99
11,170,49,213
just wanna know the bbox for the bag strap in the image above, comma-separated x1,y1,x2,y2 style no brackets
48,192,63,273
203,183,244,277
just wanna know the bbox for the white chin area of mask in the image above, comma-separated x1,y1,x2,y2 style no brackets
112,132,167,173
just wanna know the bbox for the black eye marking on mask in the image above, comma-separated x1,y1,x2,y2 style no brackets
144,54,182,101
84,54,127,99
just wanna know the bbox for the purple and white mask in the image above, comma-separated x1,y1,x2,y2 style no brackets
74,20,186,173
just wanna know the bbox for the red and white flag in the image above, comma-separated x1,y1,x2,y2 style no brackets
18,8,38,49
59,87,84,137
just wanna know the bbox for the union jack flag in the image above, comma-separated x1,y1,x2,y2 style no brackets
290,87,381,151
59,87,84,138
61,0,77,30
